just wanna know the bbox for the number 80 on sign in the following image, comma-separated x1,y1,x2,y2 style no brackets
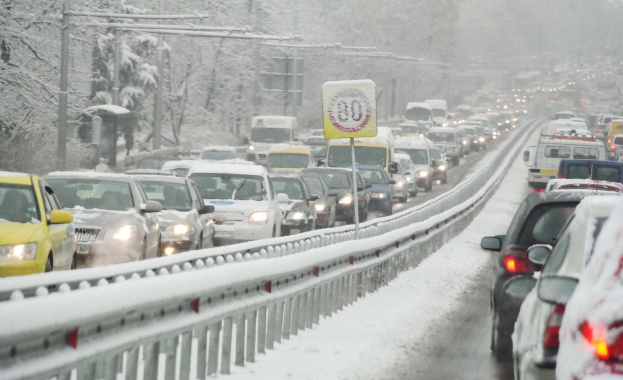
322,80,377,139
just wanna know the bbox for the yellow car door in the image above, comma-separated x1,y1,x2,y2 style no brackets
36,179,75,270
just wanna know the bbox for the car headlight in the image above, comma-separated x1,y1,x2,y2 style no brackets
248,145,255,151
249,211,269,224
371,193,385,199
405,175,412,182
479,137,485,142
395,180,405,188
0,243,37,259
314,203,326,212
418,171,428,178
462,141,467,145
165,223,193,235
338,194,353,205
438,165,447,171
105,225,138,240
287,211,307,220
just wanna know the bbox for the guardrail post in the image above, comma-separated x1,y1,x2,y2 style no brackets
104,355,118,380
290,294,300,336
266,304,276,349
319,283,328,318
195,326,208,379
305,290,314,328
258,306,267,353
143,341,160,380
125,347,139,380
57,372,70,380
331,279,339,314
246,310,257,363
207,321,221,376
235,314,246,366
283,297,292,339
275,301,285,343
338,277,345,311
220,317,233,375
312,286,321,325
298,292,306,330
164,336,179,380
180,331,193,380
78,361,96,380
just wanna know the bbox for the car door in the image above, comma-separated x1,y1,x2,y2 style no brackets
38,180,73,270
190,181,214,248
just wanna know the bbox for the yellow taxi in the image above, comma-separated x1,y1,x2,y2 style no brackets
0,171,76,276
266,145,315,173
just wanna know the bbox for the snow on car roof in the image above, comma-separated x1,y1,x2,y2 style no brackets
200,145,237,152
395,137,430,148
46,171,132,181
187,162,266,176
406,102,431,110
160,159,200,170
0,171,29,177
132,175,186,183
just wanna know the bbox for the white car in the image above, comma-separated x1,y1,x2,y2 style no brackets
199,146,238,161
544,178,623,193
506,196,620,380
395,152,419,197
391,160,410,203
188,163,287,246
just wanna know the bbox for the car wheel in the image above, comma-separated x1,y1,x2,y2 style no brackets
452,157,460,166
441,176,448,184
491,308,512,358
70,253,77,270
45,254,53,272
425,180,433,192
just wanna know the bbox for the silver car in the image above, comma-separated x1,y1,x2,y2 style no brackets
45,172,162,268
134,175,216,255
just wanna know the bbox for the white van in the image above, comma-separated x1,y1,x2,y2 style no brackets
245,116,299,163
404,102,434,131
524,136,607,189
424,99,448,126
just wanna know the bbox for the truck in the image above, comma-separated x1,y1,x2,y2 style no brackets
244,116,299,163
424,99,449,126
403,102,434,133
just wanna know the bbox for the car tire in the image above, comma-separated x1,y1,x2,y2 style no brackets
425,180,433,192
45,254,53,272
441,176,448,184
491,308,512,358
452,157,460,166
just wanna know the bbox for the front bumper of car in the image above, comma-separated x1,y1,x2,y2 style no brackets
0,257,45,276
368,195,392,212
213,220,274,246
75,238,143,268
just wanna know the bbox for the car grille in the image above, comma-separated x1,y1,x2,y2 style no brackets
75,227,101,242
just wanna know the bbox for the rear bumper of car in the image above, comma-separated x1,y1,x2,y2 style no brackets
518,347,556,380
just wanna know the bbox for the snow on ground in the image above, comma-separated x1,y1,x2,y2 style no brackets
224,131,536,379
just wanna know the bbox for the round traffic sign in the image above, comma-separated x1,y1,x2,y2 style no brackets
327,88,372,133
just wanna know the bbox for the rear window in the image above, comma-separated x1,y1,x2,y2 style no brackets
613,136,623,145
517,204,577,246
595,166,621,182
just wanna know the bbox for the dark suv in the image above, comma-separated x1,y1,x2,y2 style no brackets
480,191,588,357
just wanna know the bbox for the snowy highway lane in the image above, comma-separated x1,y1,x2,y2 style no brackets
223,126,540,379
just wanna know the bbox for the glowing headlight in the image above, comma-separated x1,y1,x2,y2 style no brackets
248,145,255,151
418,171,428,178
338,194,353,205
288,212,307,220
479,137,485,142
105,225,137,240
405,175,412,182
166,224,192,235
249,211,269,224
462,141,467,145
438,165,447,171
371,193,385,199
314,203,326,212
0,242,37,259
395,180,405,188
505,120,510,123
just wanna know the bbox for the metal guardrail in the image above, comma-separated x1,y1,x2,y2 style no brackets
0,119,543,380
0,118,542,303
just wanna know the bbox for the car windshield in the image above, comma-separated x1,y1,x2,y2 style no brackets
267,153,310,169
427,132,455,143
0,184,40,223
429,149,442,160
305,171,350,189
272,178,305,200
138,180,192,211
46,179,134,211
396,148,428,165
200,150,236,160
359,169,387,184
328,146,387,168
301,177,325,196
405,107,431,121
400,125,425,134
432,109,446,118
250,127,290,143
189,173,266,201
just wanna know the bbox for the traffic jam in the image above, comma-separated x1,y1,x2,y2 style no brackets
3,0,623,379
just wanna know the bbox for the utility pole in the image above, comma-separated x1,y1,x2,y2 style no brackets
57,0,70,170
112,0,122,106
289,0,299,117
153,0,164,149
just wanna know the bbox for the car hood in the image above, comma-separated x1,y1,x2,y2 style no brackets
412,164,430,172
279,200,307,213
0,222,43,244
368,183,391,193
69,209,141,228
155,209,194,227
205,199,270,217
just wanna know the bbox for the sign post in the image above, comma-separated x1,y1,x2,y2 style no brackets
322,80,377,238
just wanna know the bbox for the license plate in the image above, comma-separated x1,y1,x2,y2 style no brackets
290,229,300,234
77,244,90,255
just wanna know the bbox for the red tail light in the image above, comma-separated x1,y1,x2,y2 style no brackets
612,145,616,152
558,173,564,179
543,305,565,348
582,322,610,360
503,255,533,274
531,188,545,193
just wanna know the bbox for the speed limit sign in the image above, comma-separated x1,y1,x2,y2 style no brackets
322,80,377,139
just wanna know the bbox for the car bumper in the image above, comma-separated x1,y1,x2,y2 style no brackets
368,197,392,212
160,240,193,255
213,222,274,246
416,177,429,187
518,348,556,380
281,218,313,235
75,239,142,268
0,259,44,276
433,170,447,181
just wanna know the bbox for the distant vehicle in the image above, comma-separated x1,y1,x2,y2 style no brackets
554,110,575,120
270,174,318,235
302,167,370,224
136,157,181,170
398,122,427,137
557,159,623,183
390,127,405,139
424,99,448,126
267,145,314,173
454,126,472,156
394,137,433,192
480,191,587,357
556,198,623,380
245,116,299,163
124,169,177,176
458,125,481,152
45,172,162,268
427,127,461,166
298,174,336,229
428,145,448,184
395,152,418,197
404,102,434,129
391,159,410,203
309,129,324,138
0,172,76,276
607,120,623,144
508,196,621,380
200,146,238,161
356,165,394,217
303,137,328,161
134,175,216,255
161,159,200,178
188,163,288,245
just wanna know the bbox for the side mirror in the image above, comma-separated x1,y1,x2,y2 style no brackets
328,191,339,198
317,159,326,167
431,160,438,168
357,186,364,192
141,200,162,213
523,150,530,162
404,171,412,175
389,180,396,185
365,183,372,189
480,236,503,252
49,210,73,224
537,275,579,306
527,245,551,266
389,162,399,174
275,193,289,204
504,276,537,300
199,204,215,215
309,195,320,202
